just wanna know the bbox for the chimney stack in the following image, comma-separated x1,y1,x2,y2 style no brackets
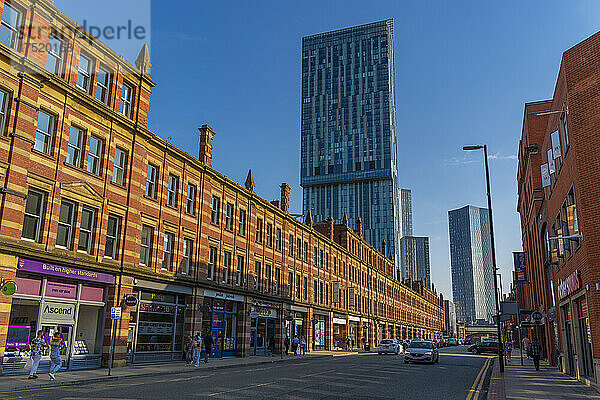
280,183,290,213
198,125,216,166
382,239,387,258
356,217,362,237
327,217,334,239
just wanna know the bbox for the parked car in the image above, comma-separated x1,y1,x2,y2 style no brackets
448,338,458,346
378,338,401,355
468,341,499,354
404,340,439,364
463,338,472,345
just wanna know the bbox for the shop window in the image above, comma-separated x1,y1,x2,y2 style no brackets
34,111,55,155
238,209,246,236
104,214,121,259
0,3,21,49
275,228,281,251
181,238,192,274
162,232,174,270
56,200,75,249
145,165,157,198
96,65,110,104
208,246,216,280
256,218,263,243
112,148,127,185
266,223,272,247
167,174,179,207
236,255,244,286
87,136,103,175
22,189,46,242
223,251,231,283
139,225,153,266
78,206,96,253
76,305,104,355
225,202,233,230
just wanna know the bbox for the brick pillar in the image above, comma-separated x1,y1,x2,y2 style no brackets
102,275,133,368
326,312,333,351
275,306,283,355
186,288,204,337
237,302,251,357
0,254,17,372
308,308,314,352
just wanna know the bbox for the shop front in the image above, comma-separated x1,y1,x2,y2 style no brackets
332,313,347,349
313,311,328,351
201,289,243,358
348,316,360,349
575,296,594,379
127,283,190,363
4,258,113,374
249,298,280,356
285,305,307,340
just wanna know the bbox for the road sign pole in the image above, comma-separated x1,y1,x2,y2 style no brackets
108,317,117,376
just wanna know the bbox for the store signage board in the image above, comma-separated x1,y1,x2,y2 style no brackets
18,258,115,284
540,164,551,187
547,149,556,174
123,295,138,307
249,311,259,319
551,130,562,159
558,270,582,299
204,289,244,302
42,301,75,322
513,252,527,282
111,307,122,320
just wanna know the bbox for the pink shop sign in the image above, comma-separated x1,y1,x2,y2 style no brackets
45,282,77,299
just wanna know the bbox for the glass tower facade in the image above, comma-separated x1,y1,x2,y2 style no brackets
448,205,495,324
300,20,401,277
400,236,430,288
400,188,413,237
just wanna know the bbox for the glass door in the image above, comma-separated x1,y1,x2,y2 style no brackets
41,324,72,369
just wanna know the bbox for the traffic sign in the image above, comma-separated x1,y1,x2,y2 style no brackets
111,307,122,320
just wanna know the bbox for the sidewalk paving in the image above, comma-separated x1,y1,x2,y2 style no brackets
0,350,360,393
488,356,600,399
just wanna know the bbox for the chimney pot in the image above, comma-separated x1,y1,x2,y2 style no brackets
198,125,216,166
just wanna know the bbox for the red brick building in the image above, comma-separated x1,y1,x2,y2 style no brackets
0,0,444,374
517,31,600,387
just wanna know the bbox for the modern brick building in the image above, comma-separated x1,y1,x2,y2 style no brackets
0,0,444,375
517,31,600,387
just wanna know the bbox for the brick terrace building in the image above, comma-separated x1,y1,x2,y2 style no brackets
0,0,444,374
517,31,600,388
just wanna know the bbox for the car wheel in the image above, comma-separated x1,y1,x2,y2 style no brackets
435,355,439,364
471,349,478,354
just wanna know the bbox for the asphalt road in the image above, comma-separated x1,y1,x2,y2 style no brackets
3,347,493,400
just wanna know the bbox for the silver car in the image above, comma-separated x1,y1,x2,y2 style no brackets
377,338,401,355
404,340,439,364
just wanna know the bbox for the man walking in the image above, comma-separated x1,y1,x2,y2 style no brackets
292,335,299,355
48,332,65,380
28,330,46,379
203,330,213,363
193,332,203,367
184,334,193,365
284,336,290,355
530,337,541,371
505,340,512,362
522,336,531,358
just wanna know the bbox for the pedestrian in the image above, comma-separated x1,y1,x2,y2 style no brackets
505,340,512,362
28,330,46,380
268,335,275,357
522,336,530,357
284,336,290,355
530,337,541,371
49,332,65,380
184,335,193,365
346,337,351,350
203,330,213,363
193,333,203,367
292,335,299,355
300,336,306,355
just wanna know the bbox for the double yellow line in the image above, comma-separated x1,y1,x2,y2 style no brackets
466,356,493,400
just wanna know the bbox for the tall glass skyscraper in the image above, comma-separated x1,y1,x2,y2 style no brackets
448,205,495,324
400,188,413,238
400,236,430,288
300,20,401,277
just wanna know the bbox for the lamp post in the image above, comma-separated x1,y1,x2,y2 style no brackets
463,144,505,373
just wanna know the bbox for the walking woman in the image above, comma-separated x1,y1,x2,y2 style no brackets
203,330,214,363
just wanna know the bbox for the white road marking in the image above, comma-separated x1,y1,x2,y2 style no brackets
207,381,273,397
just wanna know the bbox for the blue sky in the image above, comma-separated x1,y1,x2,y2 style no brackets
59,1,600,300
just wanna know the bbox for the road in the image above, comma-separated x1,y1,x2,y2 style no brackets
3,347,493,400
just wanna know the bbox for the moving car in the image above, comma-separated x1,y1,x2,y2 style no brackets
378,338,401,354
404,340,439,364
468,341,499,354
464,338,472,345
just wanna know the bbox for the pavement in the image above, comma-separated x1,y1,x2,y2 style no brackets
0,346,489,399
0,350,355,393
488,355,600,399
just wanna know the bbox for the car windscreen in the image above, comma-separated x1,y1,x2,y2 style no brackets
408,341,433,349
379,340,393,344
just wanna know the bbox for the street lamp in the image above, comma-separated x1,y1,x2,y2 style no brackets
463,144,505,373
